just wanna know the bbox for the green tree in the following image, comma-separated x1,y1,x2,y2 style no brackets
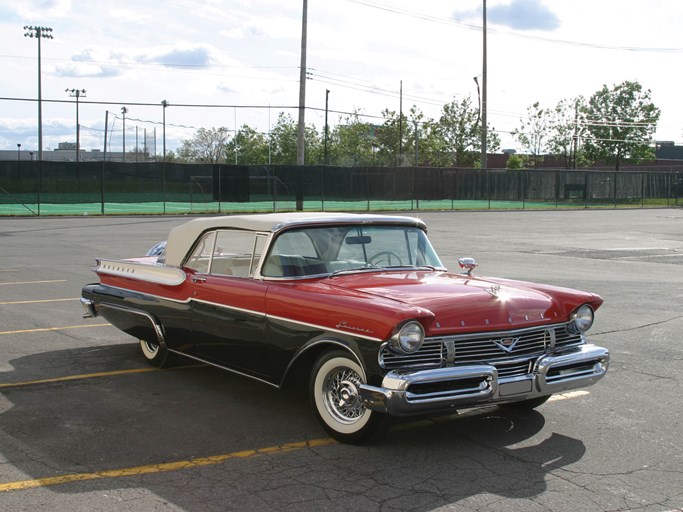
505,153,524,170
374,109,410,166
176,127,231,164
580,80,660,170
546,98,585,169
268,113,298,165
267,113,322,165
512,101,550,168
436,96,500,168
329,110,376,166
226,125,269,165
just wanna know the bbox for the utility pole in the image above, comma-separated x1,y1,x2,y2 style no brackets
66,89,86,162
324,89,330,165
480,0,488,170
23,26,53,162
295,0,308,210
161,100,168,161
121,106,127,162
398,80,403,166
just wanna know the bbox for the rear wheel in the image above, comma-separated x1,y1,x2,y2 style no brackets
139,339,171,368
310,350,385,444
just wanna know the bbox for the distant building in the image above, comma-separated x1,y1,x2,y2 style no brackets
0,142,152,162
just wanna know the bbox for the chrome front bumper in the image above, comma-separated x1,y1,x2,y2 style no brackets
359,344,610,416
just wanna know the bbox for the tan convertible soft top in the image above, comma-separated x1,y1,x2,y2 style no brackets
163,212,426,267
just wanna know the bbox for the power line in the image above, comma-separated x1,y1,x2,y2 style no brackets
347,0,683,53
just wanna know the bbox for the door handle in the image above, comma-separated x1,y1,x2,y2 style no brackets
191,276,207,283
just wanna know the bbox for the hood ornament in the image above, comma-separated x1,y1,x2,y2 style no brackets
486,284,501,298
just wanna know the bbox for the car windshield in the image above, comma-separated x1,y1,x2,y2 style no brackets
261,225,445,278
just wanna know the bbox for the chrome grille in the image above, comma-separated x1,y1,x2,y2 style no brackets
380,323,583,371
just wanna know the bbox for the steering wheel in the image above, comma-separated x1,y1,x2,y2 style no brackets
369,251,403,266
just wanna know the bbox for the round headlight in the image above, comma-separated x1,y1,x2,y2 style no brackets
570,304,594,333
390,321,425,353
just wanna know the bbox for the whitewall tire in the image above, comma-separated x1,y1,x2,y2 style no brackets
310,350,385,443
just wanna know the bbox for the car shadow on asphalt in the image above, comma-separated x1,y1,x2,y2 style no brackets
0,343,587,510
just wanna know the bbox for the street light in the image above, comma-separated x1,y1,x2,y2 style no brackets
121,106,128,162
23,26,53,162
17,143,21,161
66,88,86,162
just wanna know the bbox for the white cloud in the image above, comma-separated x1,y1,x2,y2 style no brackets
13,0,71,18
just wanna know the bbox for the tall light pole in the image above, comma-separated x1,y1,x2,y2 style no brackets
24,26,53,162
161,100,168,161
121,106,127,162
66,89,86,162
480,0,488,170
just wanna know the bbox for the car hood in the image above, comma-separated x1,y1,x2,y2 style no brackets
326,270,602,334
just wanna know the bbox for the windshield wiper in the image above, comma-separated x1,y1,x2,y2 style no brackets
329,264,442,277
329,264,381,277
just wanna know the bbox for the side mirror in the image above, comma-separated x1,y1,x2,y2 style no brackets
458,257,478,275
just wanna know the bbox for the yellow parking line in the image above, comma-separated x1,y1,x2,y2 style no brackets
0,269,19,272
0,437,337,493
0,323,110,336
0,367,159,389
0,280,67,286
0,298,79,305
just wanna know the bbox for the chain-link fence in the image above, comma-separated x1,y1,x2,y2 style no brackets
1,161,681,216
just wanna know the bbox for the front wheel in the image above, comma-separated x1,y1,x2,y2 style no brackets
310,350,386,444
139,339,171,368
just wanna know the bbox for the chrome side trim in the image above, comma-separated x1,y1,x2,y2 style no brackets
97,284,379,341
97,302,166,347
95,259,186,286
279,339,365,387
166,349,279,389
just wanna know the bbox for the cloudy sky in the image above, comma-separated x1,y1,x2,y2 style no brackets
1,0,681,156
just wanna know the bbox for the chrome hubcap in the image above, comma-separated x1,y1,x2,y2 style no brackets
325,368,365,423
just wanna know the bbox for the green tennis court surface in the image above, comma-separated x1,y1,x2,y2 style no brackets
4,198,660,216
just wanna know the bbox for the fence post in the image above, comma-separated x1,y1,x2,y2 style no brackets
162,161,167,214
366,166,370,211
584,171,589,209
487,169,491,210
640,172,645,208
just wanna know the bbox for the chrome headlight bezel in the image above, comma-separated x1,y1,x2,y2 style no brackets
568,304,595,334
388,321,425,354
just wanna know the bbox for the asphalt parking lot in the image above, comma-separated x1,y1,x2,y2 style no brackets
1,208,682,512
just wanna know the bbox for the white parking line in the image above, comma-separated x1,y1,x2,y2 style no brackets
548,390,590,401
